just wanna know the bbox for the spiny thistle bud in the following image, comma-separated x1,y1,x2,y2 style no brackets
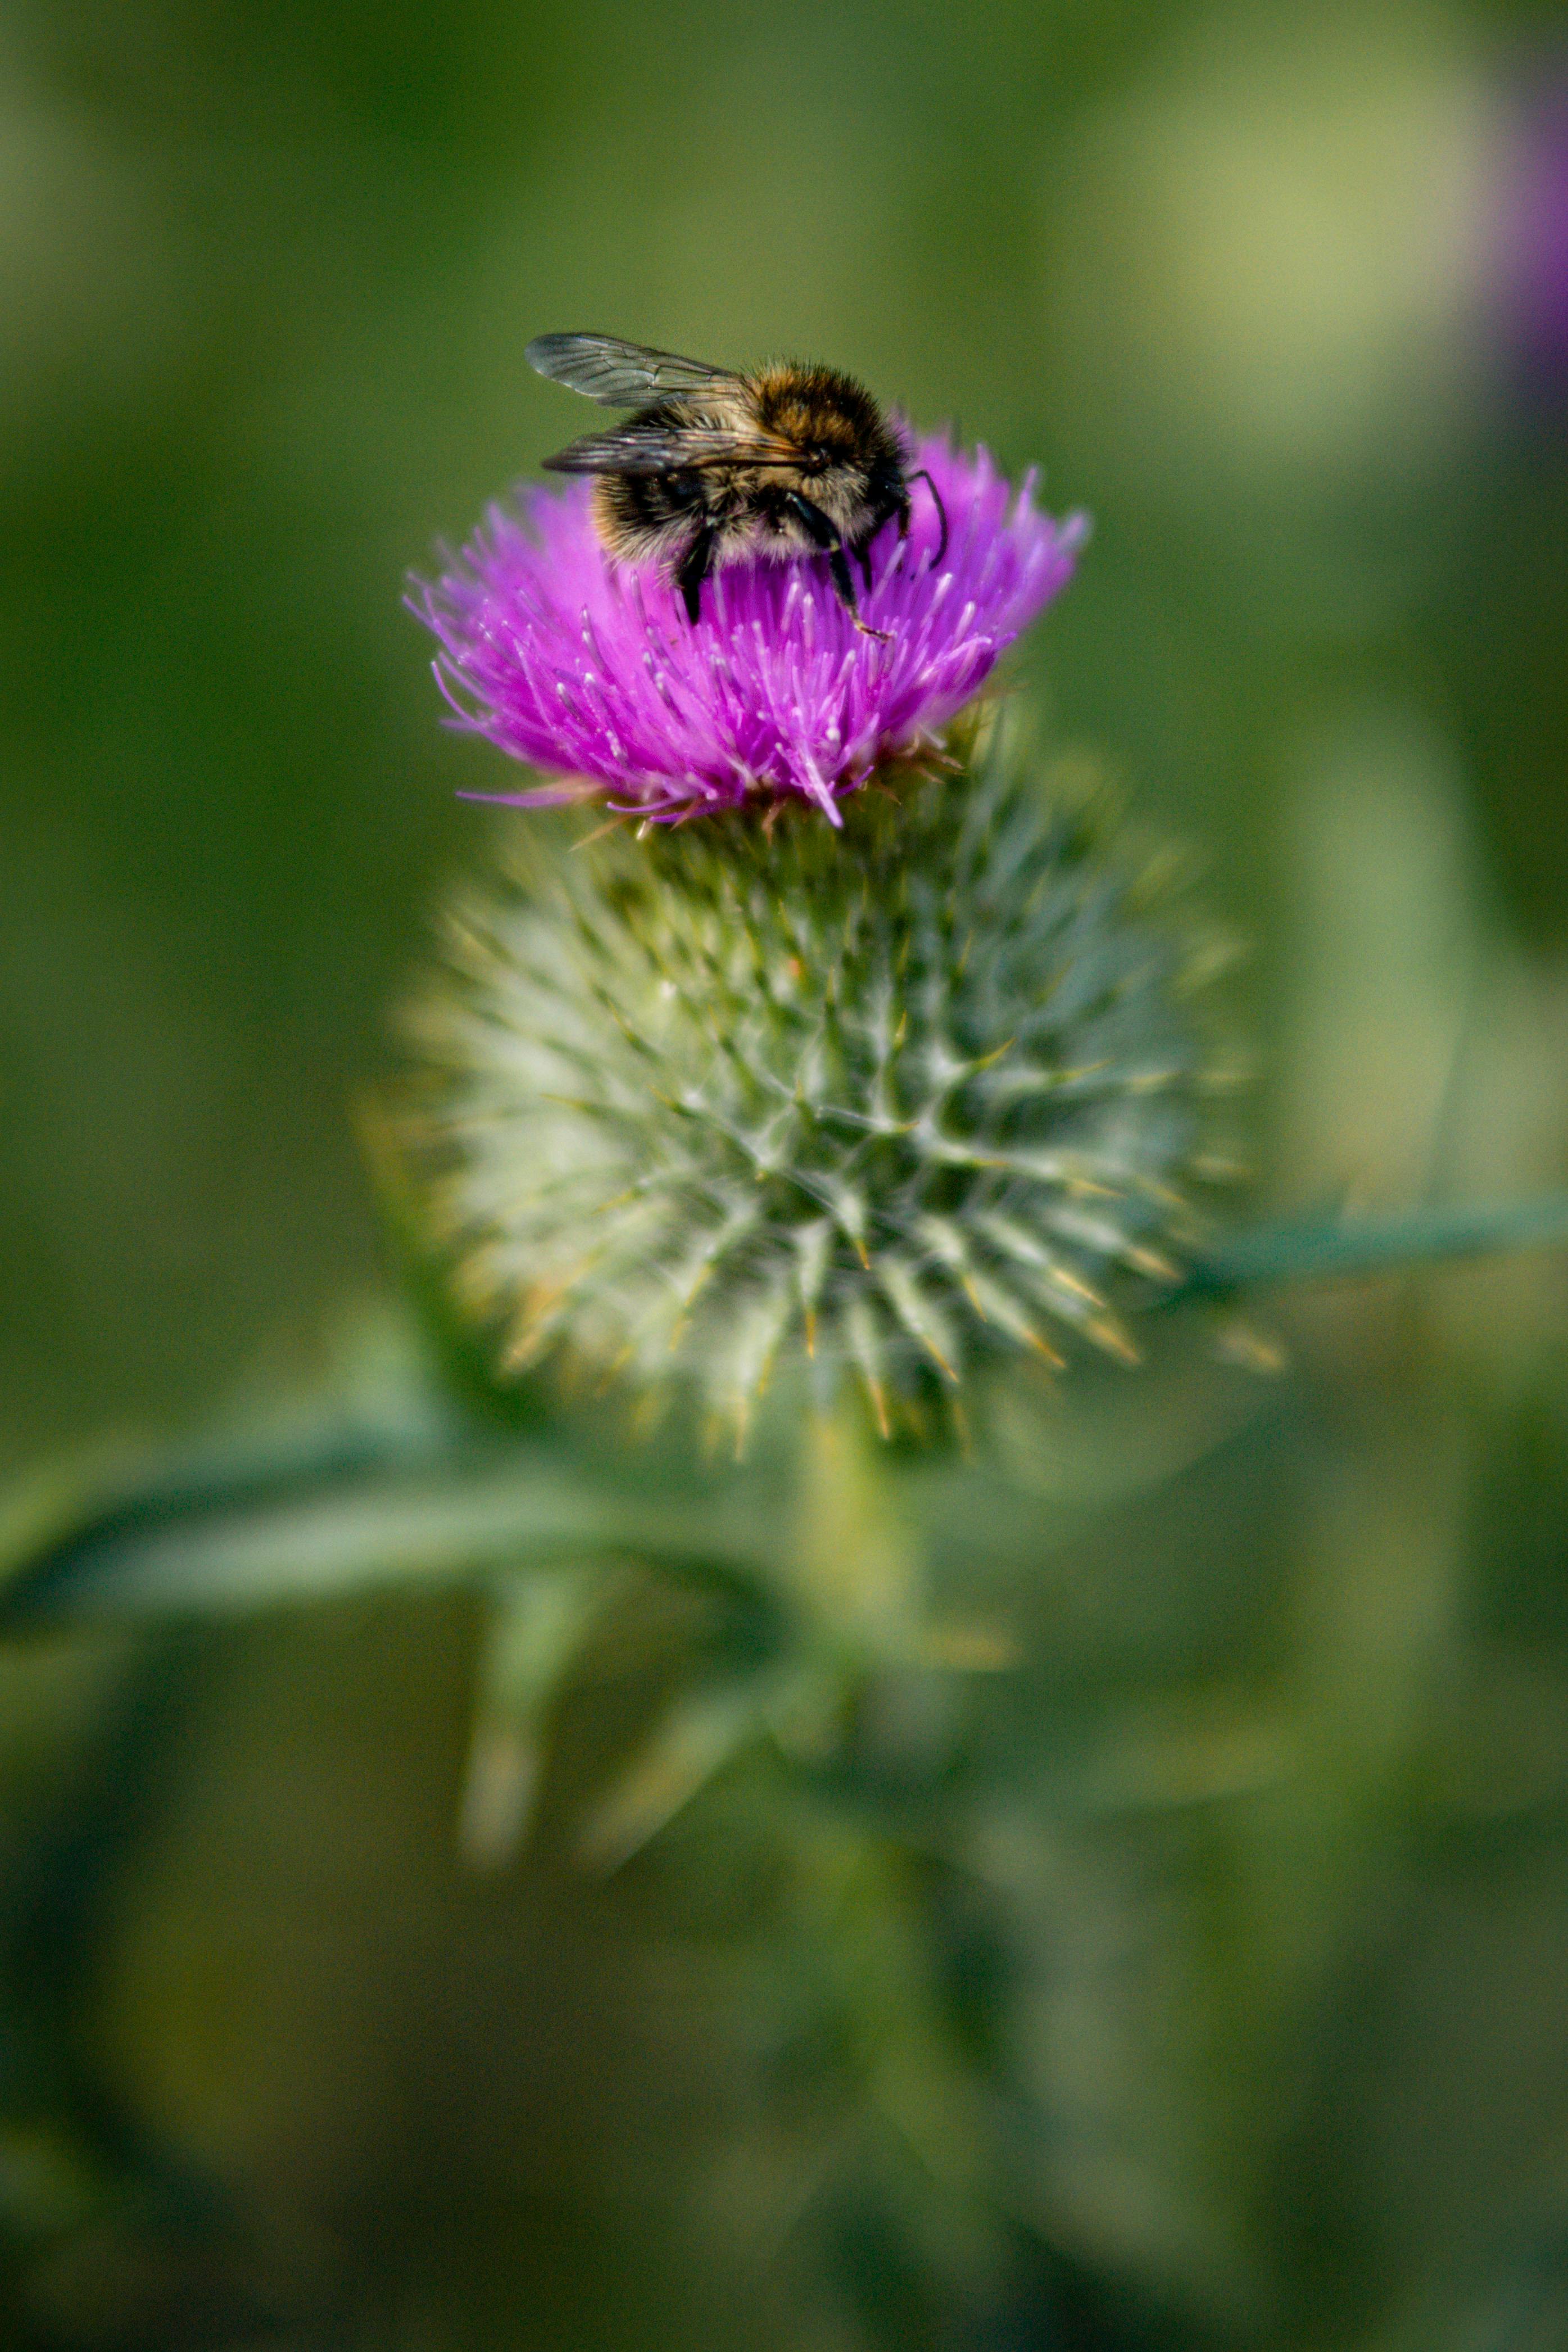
398,724,1238,1442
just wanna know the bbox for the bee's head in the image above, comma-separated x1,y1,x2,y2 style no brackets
867,444,908,513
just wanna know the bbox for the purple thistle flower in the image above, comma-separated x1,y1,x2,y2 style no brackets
414,436,1086,825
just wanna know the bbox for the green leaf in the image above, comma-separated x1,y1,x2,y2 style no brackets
1185,1191,1568,1293
457,1565,613,1867
577,1678,773,1871
0,1304,806,1637
0,1442,804,1628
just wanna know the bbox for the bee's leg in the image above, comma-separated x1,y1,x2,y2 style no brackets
836,550,892,642
674,529,713,626
783,491,842,577
785,493,891,640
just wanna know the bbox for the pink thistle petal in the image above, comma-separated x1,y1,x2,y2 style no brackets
414,434,1086,823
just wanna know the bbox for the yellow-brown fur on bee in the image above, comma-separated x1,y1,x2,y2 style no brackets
527,334,944,628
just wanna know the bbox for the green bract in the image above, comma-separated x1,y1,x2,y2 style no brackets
400,728,1239,1440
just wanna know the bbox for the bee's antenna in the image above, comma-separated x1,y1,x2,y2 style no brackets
905,469,949,569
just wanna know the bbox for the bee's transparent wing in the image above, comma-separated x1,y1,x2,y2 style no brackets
526,334,742,407
542,423,799,475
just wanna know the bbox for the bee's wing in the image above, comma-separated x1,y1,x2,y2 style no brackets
526,334,742,407
541,422,800,475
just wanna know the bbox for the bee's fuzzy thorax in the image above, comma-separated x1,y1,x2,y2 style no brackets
746,361,903,463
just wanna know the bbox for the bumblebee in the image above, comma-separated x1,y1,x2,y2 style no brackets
527,333,947,631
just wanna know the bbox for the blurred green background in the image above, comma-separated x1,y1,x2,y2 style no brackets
4,0,1568,2345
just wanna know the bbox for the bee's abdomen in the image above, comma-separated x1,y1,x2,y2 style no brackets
592,470,705,561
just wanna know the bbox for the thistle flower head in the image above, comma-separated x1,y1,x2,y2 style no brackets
414,437,1084,824
399,730,1236,1443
